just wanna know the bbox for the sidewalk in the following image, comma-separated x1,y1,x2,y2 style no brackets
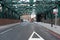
37,22,60,35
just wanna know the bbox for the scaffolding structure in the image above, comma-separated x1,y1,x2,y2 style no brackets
0,0,59,19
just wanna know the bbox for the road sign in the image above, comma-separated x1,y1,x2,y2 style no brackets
53,8,58,15
53,8,58,25
28,31,44,40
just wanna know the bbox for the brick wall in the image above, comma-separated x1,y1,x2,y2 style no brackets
0,19,20,25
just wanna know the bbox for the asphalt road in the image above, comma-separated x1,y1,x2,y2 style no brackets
0,22,60,40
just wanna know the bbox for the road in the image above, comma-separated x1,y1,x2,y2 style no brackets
0,22,60,40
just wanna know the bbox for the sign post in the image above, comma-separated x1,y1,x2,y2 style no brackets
55,13,58,25
53,8,58,25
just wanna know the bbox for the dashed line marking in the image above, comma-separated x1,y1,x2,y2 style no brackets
0,28,12,34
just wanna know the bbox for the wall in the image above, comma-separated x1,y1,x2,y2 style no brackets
0,19,20,25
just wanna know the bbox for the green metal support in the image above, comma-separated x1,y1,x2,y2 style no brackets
2,4,5,18
0,0,60,19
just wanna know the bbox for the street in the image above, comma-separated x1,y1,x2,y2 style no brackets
0,22,60,40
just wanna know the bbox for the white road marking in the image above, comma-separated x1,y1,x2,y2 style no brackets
28,31,44,40
0,28,12,34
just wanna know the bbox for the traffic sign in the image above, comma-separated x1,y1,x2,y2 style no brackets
53,8,58,25
28,31,44,40
53,8,58,15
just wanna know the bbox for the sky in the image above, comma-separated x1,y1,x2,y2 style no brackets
20,0,36,2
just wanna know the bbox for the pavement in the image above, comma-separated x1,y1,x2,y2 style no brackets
37,22,60,35
0,22,60,40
